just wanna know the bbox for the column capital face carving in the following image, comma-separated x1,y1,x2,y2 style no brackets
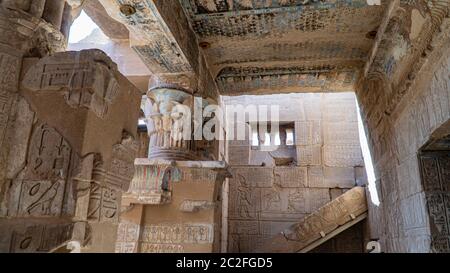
144,87,197,161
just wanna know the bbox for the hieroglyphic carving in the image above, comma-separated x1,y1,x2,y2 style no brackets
323,144,364,167
296,145,321,166
141,223,213,244
324,122,359,145
18,180,64,217
88,133,138,222
229,220,259,236
0,52,20,147
233,167,273,188
140,243,184,253
308,166,356,188
115,222,140,253
110,133,139,189
14,123,77,217
287,189,306,213
228,145,250,165
295,121,321,146
9,223,74,253
216,68,357,95
322,96,358,122
420,152,450,253
293,187,366,240
181,0,381,37
116,222,140,242
274,167,307,188
115,242,137,253
421,156,442,191
262,188,282,212
181,168,217,183
232,173,259,219
87,178,119,222
22,50,121,119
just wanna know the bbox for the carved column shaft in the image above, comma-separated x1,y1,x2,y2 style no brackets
42,0,66,30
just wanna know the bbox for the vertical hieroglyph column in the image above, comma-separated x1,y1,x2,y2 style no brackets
0,2,66,252
0,44,142,251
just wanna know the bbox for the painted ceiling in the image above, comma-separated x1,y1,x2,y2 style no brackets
179,0,386,94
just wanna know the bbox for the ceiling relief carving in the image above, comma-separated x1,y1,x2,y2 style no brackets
179,0,386,94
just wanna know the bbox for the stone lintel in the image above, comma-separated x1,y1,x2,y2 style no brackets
97,0,195,74
96,1,220,101
217,68,358,95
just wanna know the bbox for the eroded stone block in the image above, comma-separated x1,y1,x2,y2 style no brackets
296,145,322,166
274,167,307,188
323,144,364,167
308,166,356,188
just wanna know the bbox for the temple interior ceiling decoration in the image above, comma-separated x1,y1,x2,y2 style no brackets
178,0,387,94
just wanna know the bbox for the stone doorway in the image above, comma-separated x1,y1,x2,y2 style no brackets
419,130,450,253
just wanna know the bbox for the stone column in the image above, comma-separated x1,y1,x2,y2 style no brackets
146,87,195,161
119,75,230,253
42,0,66,30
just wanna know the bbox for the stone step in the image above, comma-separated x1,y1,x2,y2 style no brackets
255,186,368,253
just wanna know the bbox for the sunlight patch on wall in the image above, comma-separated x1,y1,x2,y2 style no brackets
356,99,380,206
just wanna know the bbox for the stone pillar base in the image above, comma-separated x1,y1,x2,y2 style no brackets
117,159,230,253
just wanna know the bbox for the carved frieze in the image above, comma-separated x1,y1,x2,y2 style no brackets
141,223,214,244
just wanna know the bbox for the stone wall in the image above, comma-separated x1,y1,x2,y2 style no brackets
0,46,141,252
223,92,368,252
356,17,450,253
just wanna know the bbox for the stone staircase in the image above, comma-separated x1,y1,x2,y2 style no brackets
255,186,368,253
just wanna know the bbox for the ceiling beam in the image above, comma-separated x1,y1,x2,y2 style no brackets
363,0,400,77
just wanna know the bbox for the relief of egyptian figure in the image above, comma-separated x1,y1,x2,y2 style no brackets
162,114,172,148
170,101,188,149
237,174,252,218
148,99,163,147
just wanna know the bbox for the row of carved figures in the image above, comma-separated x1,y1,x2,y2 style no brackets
146,96,193,150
